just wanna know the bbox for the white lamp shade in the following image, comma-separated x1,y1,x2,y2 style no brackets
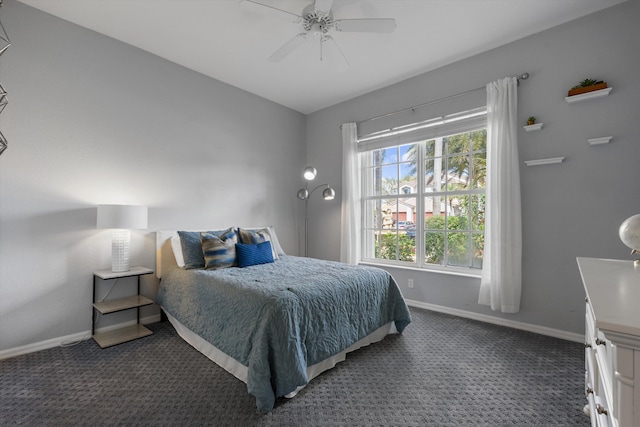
97,205,148,230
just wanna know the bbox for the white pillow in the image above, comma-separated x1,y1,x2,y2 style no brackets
171,234,186,268
266,226,286,256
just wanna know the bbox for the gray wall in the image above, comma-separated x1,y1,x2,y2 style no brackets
305,0,640,335
0,0,306,352
2,0,639,354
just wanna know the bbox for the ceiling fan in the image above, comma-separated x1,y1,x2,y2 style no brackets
241,0,396,70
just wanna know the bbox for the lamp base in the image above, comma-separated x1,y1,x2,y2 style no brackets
111,229,131,272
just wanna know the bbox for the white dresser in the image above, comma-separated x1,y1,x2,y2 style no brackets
577,257,640,427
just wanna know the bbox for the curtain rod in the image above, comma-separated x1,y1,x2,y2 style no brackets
356,72,529,127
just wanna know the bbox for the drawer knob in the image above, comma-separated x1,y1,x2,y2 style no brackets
595,338,606,346
597,405,608,416
585,297,589,303
584,342,592,348
586,388,593,395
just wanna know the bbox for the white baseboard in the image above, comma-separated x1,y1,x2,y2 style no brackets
2,305,579,361
406,299,583,343
0,314,162,361
0,330,91,361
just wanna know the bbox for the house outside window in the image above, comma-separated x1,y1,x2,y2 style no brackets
359,108,486,273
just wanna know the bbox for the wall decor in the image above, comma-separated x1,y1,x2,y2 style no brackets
523,123,543,131
524,157,565,167
588,136,612,146
567,78,608,97
565,87,612,103
0,0,9,156
523,116,543,131
0,83,6,114
565,78,613,103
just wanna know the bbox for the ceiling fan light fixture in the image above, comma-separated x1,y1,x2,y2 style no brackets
310,23,324,37
248,0,396,67
302,4,333,34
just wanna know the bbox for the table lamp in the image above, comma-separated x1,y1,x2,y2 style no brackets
97,204,148,272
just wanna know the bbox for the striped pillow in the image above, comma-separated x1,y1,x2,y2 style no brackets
201,228,238,270
237,227,280,260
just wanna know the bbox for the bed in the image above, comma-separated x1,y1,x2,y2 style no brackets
155,228,411,412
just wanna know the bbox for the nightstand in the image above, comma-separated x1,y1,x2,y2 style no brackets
92,266,154,348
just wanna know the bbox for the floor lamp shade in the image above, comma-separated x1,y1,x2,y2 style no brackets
97,205,148,272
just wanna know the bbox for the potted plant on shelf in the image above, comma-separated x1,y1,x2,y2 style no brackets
568,78,608,97
527,116,536,126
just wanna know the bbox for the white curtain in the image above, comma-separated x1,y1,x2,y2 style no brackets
478,77,522,313
340,122,360,264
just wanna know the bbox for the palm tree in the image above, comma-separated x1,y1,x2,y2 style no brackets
441,129,487,189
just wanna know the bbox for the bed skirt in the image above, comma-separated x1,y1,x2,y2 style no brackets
162,308,397,398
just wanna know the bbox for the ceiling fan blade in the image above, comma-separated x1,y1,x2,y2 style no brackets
321,36,350,72
335,18,396,33
269,33,308,62
240,0,301,21
314,0,334,14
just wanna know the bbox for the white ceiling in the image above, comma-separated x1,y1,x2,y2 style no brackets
17,0,627,114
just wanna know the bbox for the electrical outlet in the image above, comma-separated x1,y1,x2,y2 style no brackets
408,279,414,288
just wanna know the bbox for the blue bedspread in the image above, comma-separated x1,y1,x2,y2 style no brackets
156,255,411,412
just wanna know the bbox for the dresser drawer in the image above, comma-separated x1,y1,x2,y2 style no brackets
586,344,612,427
585,300,615,426
586,303,614,395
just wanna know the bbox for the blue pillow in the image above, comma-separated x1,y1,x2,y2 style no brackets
236,241,274,268
237,228,280,260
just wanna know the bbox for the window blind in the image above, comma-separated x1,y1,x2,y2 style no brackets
358,107,487,152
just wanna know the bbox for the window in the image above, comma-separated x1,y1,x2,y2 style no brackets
360,110,486,272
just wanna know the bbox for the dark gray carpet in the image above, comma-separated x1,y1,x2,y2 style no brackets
1,307,588,426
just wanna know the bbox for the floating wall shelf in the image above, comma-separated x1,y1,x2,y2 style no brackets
524,157,565,167
523,123,543,132
588,136,612,146
565,87,612,103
